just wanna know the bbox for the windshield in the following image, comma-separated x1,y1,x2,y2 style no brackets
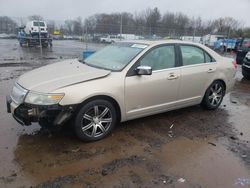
33,21,45,27
85,43,148,71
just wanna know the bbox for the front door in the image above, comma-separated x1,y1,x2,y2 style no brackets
125,45,181,120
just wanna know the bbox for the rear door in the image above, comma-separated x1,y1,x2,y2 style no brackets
177,45,217,106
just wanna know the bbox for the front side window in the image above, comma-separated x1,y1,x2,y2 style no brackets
139,45,176,71
204,52,213,63
180,45,205,66
85,43,148,71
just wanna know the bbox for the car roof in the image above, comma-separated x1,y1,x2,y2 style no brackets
120,39,203,46
119,39,222,60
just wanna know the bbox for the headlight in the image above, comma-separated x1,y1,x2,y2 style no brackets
11,83,28,105
24,92,64,105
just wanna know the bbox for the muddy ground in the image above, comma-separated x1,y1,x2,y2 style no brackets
0,39,249,188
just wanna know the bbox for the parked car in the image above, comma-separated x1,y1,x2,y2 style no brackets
6,40,236,141
236,38,250,64
100,35,123,43
242,51,250,79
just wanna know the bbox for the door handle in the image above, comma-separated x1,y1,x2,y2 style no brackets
167,74,179,80
207,68,216,73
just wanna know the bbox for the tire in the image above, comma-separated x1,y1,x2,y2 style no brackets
74,99,117,141
242,69,250,80
201,81,225,110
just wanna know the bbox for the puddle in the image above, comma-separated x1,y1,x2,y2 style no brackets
226,90,250,141
159,137,250,188
0,45,249,187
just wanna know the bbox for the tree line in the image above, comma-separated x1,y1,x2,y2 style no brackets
1,7,250,38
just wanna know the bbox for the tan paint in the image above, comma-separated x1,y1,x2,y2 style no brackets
16,40,236,122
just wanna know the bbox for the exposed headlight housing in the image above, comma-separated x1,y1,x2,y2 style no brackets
11,83,28,105
24,92,64,105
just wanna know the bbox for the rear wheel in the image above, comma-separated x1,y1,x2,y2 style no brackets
74,99,117,141
201,81,225,110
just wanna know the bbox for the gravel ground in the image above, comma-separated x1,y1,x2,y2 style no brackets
0,39,249,188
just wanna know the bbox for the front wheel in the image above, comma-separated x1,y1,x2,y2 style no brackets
201,81,225,110
74,99,117,141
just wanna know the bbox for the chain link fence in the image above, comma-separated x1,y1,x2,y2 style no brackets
0,16,230,44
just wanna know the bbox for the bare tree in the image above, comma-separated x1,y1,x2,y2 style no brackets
81,7,247,38
64,20,74,35
0,16,17,34
73,17,83,35
47,20,55,34
28,15,43,21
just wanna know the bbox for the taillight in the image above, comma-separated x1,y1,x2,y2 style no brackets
232,60,237,69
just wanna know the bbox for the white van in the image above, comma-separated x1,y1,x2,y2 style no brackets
24,20,48,35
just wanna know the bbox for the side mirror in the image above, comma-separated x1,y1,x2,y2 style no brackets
135,66,152,75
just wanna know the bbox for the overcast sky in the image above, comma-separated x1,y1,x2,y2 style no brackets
1,0,250,26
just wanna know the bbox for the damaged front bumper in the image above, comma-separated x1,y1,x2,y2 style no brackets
6,95,76,126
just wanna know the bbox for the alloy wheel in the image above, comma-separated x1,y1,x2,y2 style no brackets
208,83,223,107
81,105,112,138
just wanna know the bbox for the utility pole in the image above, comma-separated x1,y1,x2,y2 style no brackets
85,26,88,50
120,14,123,40
193,27,196,42
38,19,42,55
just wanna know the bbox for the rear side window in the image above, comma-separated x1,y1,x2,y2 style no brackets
180,45,205,66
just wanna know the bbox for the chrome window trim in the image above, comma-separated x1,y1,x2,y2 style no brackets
180,61,217,68
152,66,180,73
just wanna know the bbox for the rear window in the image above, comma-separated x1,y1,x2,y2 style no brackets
33,22,45,27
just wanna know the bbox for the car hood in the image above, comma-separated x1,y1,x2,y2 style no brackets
17,59,111,93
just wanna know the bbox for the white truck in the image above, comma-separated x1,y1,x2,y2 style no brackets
202,34,225,47
24,21,48,36
100,35,123,43
18,20,52,47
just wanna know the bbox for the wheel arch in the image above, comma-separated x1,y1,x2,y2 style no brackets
203,79,227,98
76,95,122,123
213,79,226,93
201,79,226,109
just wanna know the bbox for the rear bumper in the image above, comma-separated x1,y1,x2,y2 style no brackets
6,96,76,126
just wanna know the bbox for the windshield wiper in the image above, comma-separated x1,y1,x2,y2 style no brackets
78,59,87,64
